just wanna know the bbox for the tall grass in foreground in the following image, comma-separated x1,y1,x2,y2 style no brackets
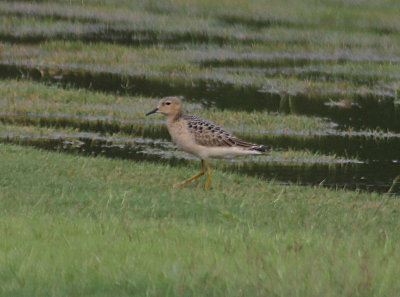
1,143,400,296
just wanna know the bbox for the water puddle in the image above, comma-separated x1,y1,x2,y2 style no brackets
0,61,398,131
1,133,399,194
218,14,400,35
198,53,400,67
2,111,400,161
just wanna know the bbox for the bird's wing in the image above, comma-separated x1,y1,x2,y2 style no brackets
183,115,267,152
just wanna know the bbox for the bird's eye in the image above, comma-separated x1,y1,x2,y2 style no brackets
165,102,171,105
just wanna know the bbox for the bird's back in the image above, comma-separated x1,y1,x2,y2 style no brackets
180,114,269,156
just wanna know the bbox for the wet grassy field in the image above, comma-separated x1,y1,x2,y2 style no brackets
1,0,400,296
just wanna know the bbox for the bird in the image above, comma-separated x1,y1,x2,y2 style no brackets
145,97,269,189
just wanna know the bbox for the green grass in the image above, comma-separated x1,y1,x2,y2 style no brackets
3,13,398,48
2,40,399,81
1,143,400,296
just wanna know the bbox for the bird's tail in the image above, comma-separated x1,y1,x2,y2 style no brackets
236,139,270,154
252,144,270,154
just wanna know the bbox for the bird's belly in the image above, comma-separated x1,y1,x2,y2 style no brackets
173,136,202,157
200,146,262,159
168,125,202,158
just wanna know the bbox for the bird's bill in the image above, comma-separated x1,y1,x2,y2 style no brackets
145,108,158,116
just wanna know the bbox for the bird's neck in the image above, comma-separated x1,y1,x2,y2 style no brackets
167,110,183,123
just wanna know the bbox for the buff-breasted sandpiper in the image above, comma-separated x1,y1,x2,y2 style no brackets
146,97,268,189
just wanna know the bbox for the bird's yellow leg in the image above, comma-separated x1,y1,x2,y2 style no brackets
174,160,205,188
204,161,212,189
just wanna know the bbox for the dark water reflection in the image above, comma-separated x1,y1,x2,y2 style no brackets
0,62,399,131
2,134,399,194
2,112,400,161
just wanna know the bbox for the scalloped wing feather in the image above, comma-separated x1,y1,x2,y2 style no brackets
182,115,268,153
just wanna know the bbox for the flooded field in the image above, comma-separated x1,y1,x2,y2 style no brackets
0,0,399,195
2,131,399,194
2,1,400,296
0,61,399,131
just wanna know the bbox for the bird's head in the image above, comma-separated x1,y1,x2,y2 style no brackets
145,96,182,117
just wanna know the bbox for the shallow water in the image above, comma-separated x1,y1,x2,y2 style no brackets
2,111,400,161
197,52,400,66
1,133,399,194
217,13,400,35
0,61,399,131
